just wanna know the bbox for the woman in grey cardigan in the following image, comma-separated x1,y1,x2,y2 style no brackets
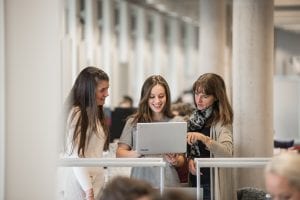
186,73,234,200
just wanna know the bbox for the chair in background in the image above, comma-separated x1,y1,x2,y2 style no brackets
274,140,294,149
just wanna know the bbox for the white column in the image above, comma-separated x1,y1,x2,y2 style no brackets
102,0,114,106
153,13,162,75
232,0,274,189
186,23,198,88
4,1,62,200
169,18,180,100
84,0,96,65
0,0,5,198
136,7,146,93
119,0,129,64
115,0,130,106
68,0,78,83
102,0,113,75
198,0,226,75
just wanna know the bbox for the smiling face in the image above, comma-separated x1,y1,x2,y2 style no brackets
95,80,109,106
266,172,300,200
148,84,166,115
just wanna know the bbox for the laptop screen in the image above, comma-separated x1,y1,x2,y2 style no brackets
136,122,187,155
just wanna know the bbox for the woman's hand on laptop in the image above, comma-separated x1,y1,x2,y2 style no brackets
165,154,178,166
165,153,185,167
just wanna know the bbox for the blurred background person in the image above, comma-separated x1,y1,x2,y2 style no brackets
265,152,300,200
119,95,134,108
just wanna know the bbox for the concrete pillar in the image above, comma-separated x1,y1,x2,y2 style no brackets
0,0,5,198
186,23,198,89
153,13,162,75
68,0,78,83
119,0,129,64
102,0,113,76
135,7,146,97
102,0,113,106
84,0,96,65
232,0,274,189
4,0,62,199
169,18,180,100
199,0,226,76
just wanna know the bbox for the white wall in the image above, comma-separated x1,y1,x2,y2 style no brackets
274,76,300,143
4,1,62,199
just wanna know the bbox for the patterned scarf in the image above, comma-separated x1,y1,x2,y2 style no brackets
187,106,213,158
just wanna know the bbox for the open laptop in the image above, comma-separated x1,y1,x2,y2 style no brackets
136,122,187,155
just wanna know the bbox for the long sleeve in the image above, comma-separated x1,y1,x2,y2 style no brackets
65,107,92,191
72,167,92,191
207,123,233,157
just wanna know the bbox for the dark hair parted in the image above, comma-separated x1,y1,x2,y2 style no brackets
193,73,233,126
131,75,174,124
66,66,109,157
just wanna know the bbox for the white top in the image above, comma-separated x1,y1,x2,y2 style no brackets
64,107,106,191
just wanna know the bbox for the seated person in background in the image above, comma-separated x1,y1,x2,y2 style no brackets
265,152,300,200
99,176,158,200
119,95,134,108
171,102,195,122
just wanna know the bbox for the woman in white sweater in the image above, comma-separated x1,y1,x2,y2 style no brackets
62,66,110,200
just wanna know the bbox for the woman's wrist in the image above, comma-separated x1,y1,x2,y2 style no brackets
203,136,212,146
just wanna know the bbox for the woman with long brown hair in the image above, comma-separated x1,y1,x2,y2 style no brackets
186,73,234,200
116,75,185,187
62,66,110,200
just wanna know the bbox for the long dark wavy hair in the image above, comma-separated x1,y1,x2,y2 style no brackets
131,75,174,124
65,66,109,157
192,73,233,126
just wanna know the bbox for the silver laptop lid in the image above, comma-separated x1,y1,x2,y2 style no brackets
136,122,187,155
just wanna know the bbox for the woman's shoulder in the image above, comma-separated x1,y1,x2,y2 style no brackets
124,116,137,128
126,116,135,123
213,121,233,132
